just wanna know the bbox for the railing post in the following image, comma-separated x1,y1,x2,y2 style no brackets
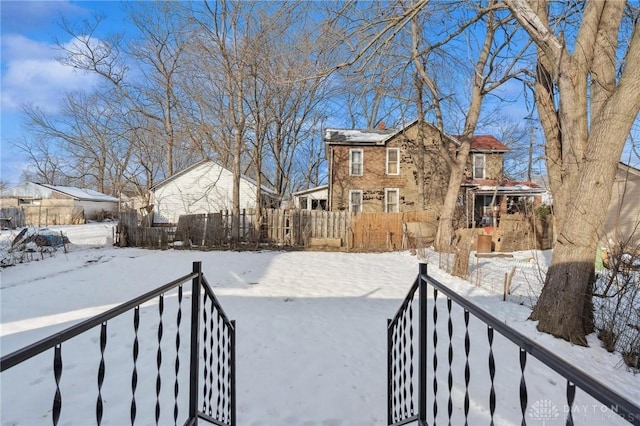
230,320,237,426
189,261,202,424
418,263,428,425
387,318,392,425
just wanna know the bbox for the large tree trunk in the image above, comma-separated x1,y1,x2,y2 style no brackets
506,0,640,344
435,161,465,250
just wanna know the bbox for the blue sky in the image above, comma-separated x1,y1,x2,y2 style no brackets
1,1,128,186
1,2,637,188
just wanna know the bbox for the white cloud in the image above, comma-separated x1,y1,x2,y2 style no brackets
1,34,100,113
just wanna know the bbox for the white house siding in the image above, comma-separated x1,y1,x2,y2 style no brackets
152,162,262,224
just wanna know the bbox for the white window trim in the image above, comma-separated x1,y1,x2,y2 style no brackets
349,189,363,213
385,188,399,213
473,154,486,179
386,148,400,175
349,149,364,176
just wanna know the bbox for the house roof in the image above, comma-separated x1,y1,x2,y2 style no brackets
463,179,546,195
324,120,508,152
0,182,118,202
618,161,640,177
292,185,328,197
151,159,278,195
455,135,508,152
40,184,120,202
324,128,397,144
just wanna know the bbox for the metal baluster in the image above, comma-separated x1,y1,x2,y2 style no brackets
392,322,399,422
487,326,496,426
202,294,209,414
447,298,453,425
225,323,231,422
155,294,164,425
218,311,225,420
96,322,107,425
401,307,408,418
212,305,219,417
174,285,183,425
53,344,63,426
519,348,528,426
566,381,576,426
131,307,140,425
408,298,415,416
464,310,470,425
433,288,439,422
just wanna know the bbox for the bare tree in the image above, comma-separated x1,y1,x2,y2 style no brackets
17,91,133,196
56,3,187,178
503,0,640,344
13,134,66,185
401,0,533,250
186,0,256,239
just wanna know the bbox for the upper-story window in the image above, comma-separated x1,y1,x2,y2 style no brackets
473,154,486,179
386,148,400,175
350,149,363,176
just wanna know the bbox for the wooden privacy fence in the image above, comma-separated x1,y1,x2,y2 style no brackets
118,209,435,251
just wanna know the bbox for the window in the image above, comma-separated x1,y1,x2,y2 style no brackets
299,197,308,210
349,190,363,213
385,188,399,213
386,148,400,175
473,154,486,179
350,149,363,176
311,199,327,210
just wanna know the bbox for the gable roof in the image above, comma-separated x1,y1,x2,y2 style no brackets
151,159,278,195
324,120,508,152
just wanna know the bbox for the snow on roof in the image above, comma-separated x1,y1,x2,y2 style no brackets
40,184,119,202
324,128,396,143
325,122,508,152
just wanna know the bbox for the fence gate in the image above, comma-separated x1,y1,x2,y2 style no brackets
0,261,235,426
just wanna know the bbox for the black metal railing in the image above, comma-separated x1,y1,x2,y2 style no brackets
388,263,640,426
1,261,235,426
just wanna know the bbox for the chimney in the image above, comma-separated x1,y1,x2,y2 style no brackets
377,122,385,130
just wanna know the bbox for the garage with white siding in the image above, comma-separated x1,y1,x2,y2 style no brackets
151,160,278,225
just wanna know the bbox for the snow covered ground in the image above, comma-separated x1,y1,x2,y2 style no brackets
0,223,638,425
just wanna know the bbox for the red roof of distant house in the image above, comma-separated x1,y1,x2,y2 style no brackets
458,135,509,152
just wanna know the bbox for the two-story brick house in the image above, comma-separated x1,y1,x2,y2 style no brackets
324,119,543,226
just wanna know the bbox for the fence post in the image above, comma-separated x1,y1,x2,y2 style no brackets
189,261,202,424
418,263,428,425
